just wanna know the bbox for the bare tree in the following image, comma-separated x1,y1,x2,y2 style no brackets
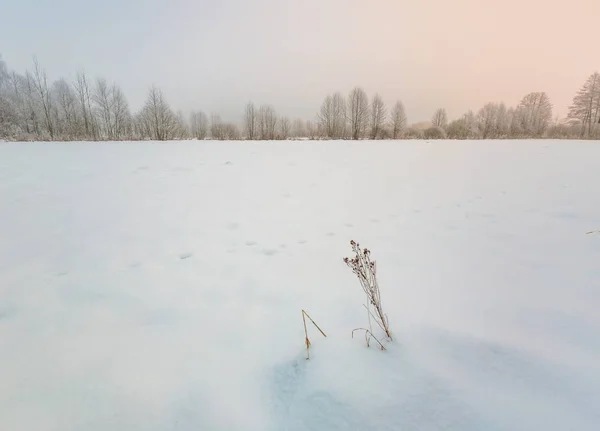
332,92,347,138
318,94,334,138
258,105,267,139
370,93,387,139
495,103,510,137
447,110,480,139
176,110,189,139
139,86,177,141
31,57,54,139
318,93,346,139
244,102,258,140
92,78,130,140
257,104,277,139
567,72,600,138
211,113,223,139
189,110,208,139
431,108,448,129
93,78,113,139
516,92,552,137
477,103,499,139
111,84,130,139
222,123,240,140
424,126,447,139
264,105,278,140
279,116,291,139
23,72,41,136
73,71,97,139
52,78,78,139
0,57,18,138
348,87,369,140
305,120,317,139
389,101,407,139
292,118,306,137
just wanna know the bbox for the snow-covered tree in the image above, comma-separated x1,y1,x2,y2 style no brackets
51,78,78,139
515,92,552,137
138,86,177,140
348,87,369,140
370,93,387,139
31,57,54,139
567,72,600,138
0,56,19,138
190,110,208,139
447,110,479,139
279,116,291,139
477,102,508,138
292,118,306,137
73,71,97,139
389,101,407,139
244,102,258,140
318,92,346,139
431,108,448,129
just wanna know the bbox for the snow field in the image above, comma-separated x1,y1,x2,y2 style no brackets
1,140,599,430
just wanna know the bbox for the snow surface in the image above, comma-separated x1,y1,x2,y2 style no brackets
1,139,599,431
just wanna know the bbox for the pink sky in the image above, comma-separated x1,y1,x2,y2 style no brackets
1,0,598,122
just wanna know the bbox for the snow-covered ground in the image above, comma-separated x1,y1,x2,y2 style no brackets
1,139,599,430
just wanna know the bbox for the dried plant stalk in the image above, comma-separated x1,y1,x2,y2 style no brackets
302,309,327,359
344,240,392,341
352,328,386,350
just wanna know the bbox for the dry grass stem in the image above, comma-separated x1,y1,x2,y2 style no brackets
344,240,392,341
352,328,386,350
302,309,327,359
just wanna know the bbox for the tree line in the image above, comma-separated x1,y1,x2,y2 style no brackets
1,55,599,141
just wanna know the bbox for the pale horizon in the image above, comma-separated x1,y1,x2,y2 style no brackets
1,0,598,123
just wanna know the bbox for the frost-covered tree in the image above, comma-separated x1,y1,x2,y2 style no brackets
447,110,479,139
0,56,19,138
244,102,258,140
495,104,510,137
138,86,177,140
318,92,346,139
292,118,306,137
221,123,240,140
257,105,278,140
389,100,407,139
211,113,223,139
567,72,600,138
424,126,447,139
477,102,509,139
176,110,189,139
331,92,347,139
189,110,208,139
52,78,78,139
279,116,291,139
431,108,448,129
93,78,113,139
348,87,369,140
446,118,468,139
92,78,130,140
263,105,278,140
318,95,334,138
370,93,387,139
73,71,97,139
515,92,552,137
31,57,54,139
